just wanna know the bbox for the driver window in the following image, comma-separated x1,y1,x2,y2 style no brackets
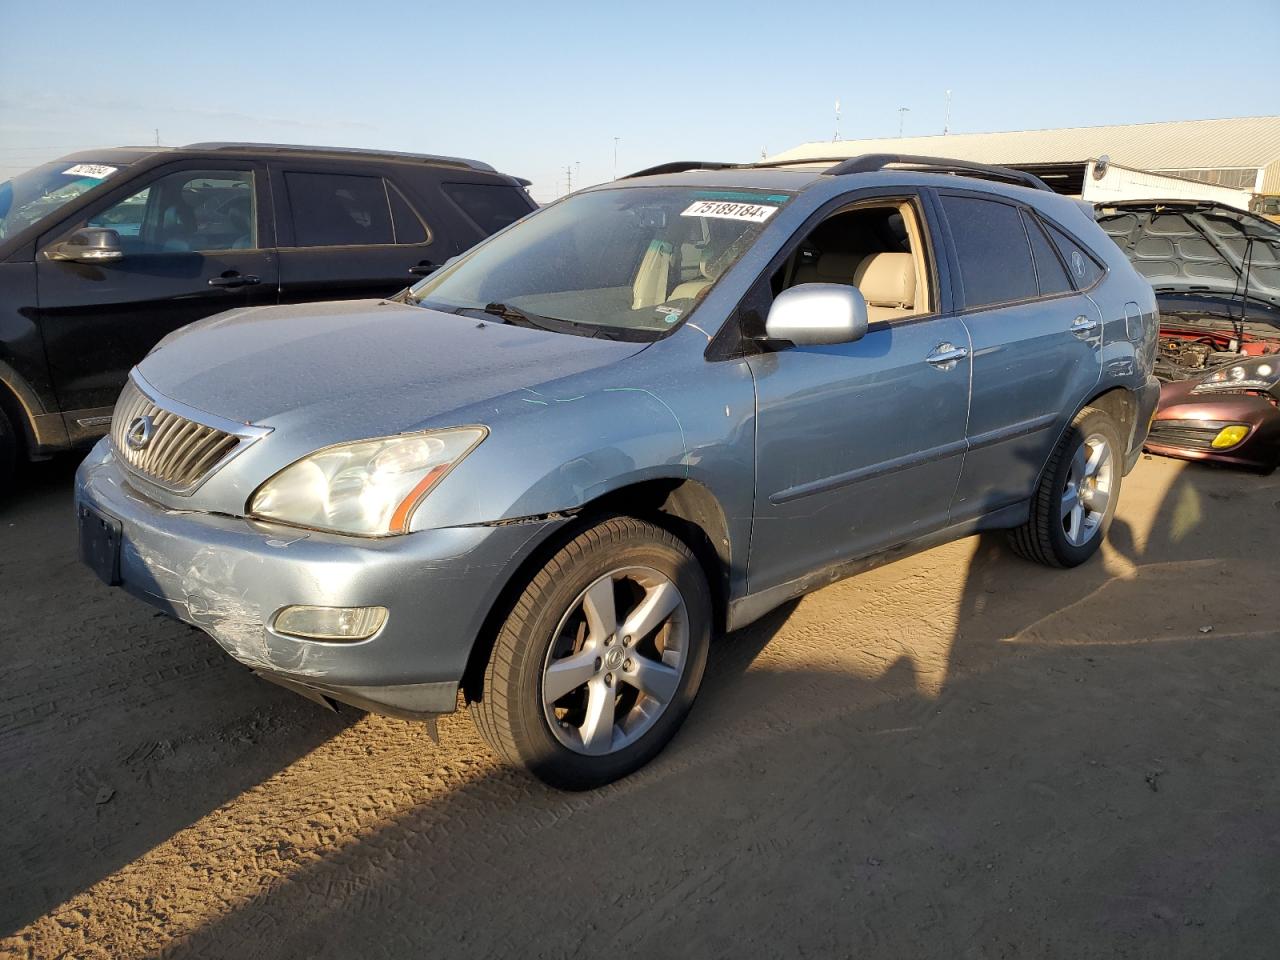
87,170,257,254
772,200,932,323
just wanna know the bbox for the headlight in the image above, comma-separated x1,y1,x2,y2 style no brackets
1192,358,1279,395
248,427,486,536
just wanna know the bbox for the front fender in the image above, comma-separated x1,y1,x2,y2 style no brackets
409,383,687,531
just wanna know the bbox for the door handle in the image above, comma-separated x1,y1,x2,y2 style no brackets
1070,315,1100,338
408,261,438,277
925,343,968,368
208,273,260,289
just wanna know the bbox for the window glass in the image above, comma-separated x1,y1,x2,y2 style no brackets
285,172,393,247
441,182,533,235
411,186,786,338
941,195,1037,308
1044,221,1103,289
387,184,428,244
88,170,255,253
1022,210,1073,296
1,160,122,240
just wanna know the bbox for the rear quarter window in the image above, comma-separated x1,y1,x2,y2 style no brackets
442,182,534,236
1043,220,1103,289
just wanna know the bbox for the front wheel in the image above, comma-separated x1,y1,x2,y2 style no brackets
471,516,711,790
1009,406,1123,568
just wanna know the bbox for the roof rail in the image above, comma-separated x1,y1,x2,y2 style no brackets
822,154,1053,192
622,160,740,179
182,142,497,173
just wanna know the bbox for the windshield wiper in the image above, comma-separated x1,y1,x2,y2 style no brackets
480,302,559,332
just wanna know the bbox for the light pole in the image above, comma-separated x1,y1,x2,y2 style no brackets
897,107,910,138
613,137,620,179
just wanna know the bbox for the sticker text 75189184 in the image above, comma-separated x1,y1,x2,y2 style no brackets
680,199,779,224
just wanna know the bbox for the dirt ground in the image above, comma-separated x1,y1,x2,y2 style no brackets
1,452,1277,959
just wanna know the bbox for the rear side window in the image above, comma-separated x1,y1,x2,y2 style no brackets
285,172,393,247
1021,210,1073,296
941,195,1037,308
1044,221,1103,289
441,182,532,235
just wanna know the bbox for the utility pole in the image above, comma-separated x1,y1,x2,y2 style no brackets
897,107,910,138
565,164,573,195
154,128,160,146
833,98,841,141
613,137,620,179
944,90,952,135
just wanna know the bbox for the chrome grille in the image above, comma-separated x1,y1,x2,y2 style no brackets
110,378,244,492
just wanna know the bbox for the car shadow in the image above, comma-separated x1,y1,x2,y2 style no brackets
155,462,1280,956
10,456,1280,958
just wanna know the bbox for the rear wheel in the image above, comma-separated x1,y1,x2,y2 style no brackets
471,516,711,790
1009,406,1122,568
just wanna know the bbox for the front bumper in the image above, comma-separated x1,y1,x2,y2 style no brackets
75,443,566,717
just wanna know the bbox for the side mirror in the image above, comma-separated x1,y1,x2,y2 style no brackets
764,283,869,346
45,227,124,264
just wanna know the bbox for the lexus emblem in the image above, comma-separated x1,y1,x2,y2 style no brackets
125,415,155,451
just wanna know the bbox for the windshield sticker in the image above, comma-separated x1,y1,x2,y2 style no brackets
655,305,683,323
681,199,779,224
62,164,118,180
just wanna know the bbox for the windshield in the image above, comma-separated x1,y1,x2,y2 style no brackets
0,160,124,241
409,186,790,338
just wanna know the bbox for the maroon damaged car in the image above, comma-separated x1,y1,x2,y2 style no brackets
1097,200,1280,472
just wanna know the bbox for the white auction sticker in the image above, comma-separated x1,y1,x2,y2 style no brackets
680,199,778,223
62,164,118,179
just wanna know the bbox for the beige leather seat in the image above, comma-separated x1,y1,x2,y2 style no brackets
791,251,861,286
791,250,917,322
853,252,916,322
669,249,720,300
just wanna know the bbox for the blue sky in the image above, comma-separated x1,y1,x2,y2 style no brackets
3,0,1277,201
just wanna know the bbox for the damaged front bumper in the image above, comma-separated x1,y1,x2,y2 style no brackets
75,442,566,719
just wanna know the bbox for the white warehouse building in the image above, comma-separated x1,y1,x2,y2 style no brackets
768,116,1280,211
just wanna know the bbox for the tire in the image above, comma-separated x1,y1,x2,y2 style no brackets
471,515,711,790
0,405,15,496
1009,406,1123,568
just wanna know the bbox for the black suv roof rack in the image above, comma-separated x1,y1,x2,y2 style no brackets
821,154,1052,192
622,160,740,179
620,153,1052,193
183,142,497,173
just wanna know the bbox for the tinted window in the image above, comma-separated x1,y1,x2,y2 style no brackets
285,172,392,247
387,184,428,244
941,195,1037,308
88,170,255,253
1022,211,1073,296
1044,221,1103,289
441,182,532,235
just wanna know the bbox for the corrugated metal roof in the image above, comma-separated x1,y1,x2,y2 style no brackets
769,116,1280,173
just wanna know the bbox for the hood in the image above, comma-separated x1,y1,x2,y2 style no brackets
137,299,649,433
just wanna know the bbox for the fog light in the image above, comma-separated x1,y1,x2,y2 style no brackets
1211,425,1249,449
272,605,388,641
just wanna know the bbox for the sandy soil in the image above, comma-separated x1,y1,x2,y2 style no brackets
1,453,1277,959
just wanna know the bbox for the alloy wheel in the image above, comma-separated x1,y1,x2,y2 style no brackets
1061,432,1114,547
541,565,689,756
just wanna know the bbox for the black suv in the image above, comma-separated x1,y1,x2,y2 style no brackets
0,142,535,486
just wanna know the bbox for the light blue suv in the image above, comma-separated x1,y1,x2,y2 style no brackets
76,155,1160,788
